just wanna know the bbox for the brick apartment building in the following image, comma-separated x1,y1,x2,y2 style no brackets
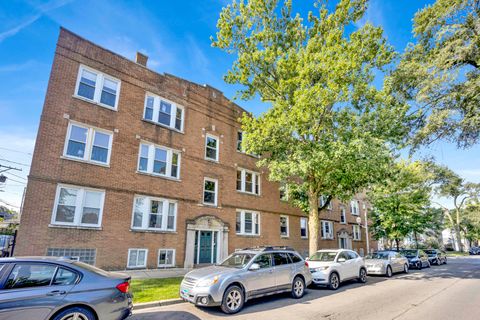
15,28,376,270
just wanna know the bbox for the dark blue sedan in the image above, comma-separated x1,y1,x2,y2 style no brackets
0,257,132,320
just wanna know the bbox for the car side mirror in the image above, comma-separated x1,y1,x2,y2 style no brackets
249,263,260,271
337,258,346,263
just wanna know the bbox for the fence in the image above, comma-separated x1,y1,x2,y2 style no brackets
0,228,17,257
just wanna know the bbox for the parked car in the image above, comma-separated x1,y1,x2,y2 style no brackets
0,236,12,257
179,246,312,314
365,251,409,277
469,246,480,255
307,249,367,290
400,249,430,269
424,249,447,265
0,257,132,320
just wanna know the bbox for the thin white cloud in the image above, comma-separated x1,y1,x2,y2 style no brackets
0,60,38,73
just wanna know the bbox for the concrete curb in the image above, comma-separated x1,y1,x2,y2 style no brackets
133,298,185,310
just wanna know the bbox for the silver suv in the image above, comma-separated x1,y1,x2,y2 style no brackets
179,246,312,314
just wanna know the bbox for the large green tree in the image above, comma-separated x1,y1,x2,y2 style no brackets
212,0,411,254
393,0,480,148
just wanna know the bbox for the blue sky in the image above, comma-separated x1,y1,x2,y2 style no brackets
0,0,479,210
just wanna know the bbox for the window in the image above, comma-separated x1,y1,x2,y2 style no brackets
289,253,302,263
202,178,218,205
5,264,57,289
280,215,289,237
300,217,308,238
273,253,291,266
236,169,260,195
52,268,78,286
143,93,184,131
131,196,177,231
340,207,346,224
75,65,120,109
52,185,105,227
127,249,148,268
353,225,361,240
321,221,334,239
279,182,287,201
350,200,360,215
158,249,175,267
137,142,181,179
205,134,219,161
64,122,113,165
253,254,272,269
47,248,96,265
236,210,260,235
319,195,332,210
237,131,243,152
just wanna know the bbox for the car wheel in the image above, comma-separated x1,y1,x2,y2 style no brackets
328,272,340,290
220,285,244,314
51,306,95,320
404,264,409,273
291,276,305,299
416,261,422,269
386,265,393,278
358,268,367,283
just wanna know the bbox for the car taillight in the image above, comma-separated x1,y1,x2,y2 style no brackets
305,261,309,268
116,281,130,293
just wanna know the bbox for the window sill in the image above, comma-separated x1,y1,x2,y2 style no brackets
200,203,219,208
49,224,102,231
321,237,334,240
136,171,181,182
340,222,347,225
236,191,261,197
204,157,219,163
353,239,362,242
130,229,177,234
61,156,110,168
236,150,260,158
236,234,261,238
301,237,308,240
281,236,289,239
72,95,118,111
141,119,184,134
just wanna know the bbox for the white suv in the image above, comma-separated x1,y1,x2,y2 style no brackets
307,249,367,290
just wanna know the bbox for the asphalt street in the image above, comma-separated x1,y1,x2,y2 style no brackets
132,256,480,320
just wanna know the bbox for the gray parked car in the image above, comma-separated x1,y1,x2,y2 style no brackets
424,249,447,265
400,249,430,269
365,251,409,277
0,257,132,320
180,246,312,314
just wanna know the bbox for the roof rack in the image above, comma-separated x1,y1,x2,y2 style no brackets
242,246,296,252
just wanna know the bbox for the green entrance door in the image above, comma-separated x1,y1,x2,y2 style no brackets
199,231,212,264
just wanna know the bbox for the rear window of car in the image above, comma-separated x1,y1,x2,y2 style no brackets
273,253,291,266
288,253,302,263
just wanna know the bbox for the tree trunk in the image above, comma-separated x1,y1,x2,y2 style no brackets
395,238,400,251
414,231,419,249
453,226,463,252
308,190,320,256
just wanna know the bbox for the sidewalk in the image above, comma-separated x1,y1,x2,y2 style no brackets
124,268,190,279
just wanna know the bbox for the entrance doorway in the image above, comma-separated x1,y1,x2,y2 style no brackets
338,230,352,250
194,230,217,264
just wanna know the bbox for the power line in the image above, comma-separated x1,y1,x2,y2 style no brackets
2,177,26,185
0,158,31,167
0,199,20,208
4,172,27,181
0,147,33,156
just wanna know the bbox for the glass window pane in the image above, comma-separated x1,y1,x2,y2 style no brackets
204,191,214,204
93,131,110,148
141,145,149,158
175,108,183,130
81,191,101,225
78,69,96,100
158,101,171,125
166,251,173,265
244,212,252,233
236,212,241,233
6,264,57,289
245,172,253,192
53,268,77,286
159,251,166,265
171,153,179,178
129,250,138,266
236,171,242,191
55,188,78,223
204,180,215,192
67,126,87,158
70,126,88,142
237,131,243,151
153,149,167,175
133,197,144,228
100,79,118,107
167,203,175,230
103,78,117,93
139,158,148,171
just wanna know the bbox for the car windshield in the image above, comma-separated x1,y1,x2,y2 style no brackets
401,250,417,258
309,251,337,262
424,250,436,255
219,253,255,268
366,252,390,260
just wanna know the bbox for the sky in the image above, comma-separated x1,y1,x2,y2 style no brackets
0,0,479,211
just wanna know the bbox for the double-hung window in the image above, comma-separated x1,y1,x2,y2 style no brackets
319,195,332,210
237,131,243,152
64,122,113,165
300,217,308,238
350,200,360,215
127,249,147,268
321,221,334,239
143,93,184,131
236,169,260,195
236,210,260,236
131,195,177,231
75,65,120,110
340,206,347,224
137,142,181,179
353,225,361,240
280,215,289,237
158,249,175,267
205,134,219,161
203,178,218,206
52,184,105,228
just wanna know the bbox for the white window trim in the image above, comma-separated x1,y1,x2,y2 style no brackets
127,248,148,268
321,220,334,239
280,215,289,238
300,217,308,239
236,168,261,195
143,92,185,133
74,64,121,110
353,225,362,241
350,200,360,216
131,195,178,232
51,184,105,228
203,177,218,206
136,141,181,180
236,210,261,236
157,249,176,267
205,133,219,162
340,207,347,224
63,121,113,166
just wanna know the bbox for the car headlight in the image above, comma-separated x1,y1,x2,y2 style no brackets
196,276,220,287
312,266,329,272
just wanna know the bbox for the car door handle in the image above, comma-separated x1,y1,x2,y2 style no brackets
47,290,67,296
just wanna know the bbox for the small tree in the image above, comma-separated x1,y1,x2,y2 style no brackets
213,0,412,255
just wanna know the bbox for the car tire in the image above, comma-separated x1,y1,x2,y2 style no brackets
404,264,409,273
51,306,95,320
358,268,367,283
291,276,305,299
386,265,393,278
328,272,340,290
220,285,245,314
416,261,422,269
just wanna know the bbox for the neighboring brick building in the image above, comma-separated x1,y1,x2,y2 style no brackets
15,28,376,270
